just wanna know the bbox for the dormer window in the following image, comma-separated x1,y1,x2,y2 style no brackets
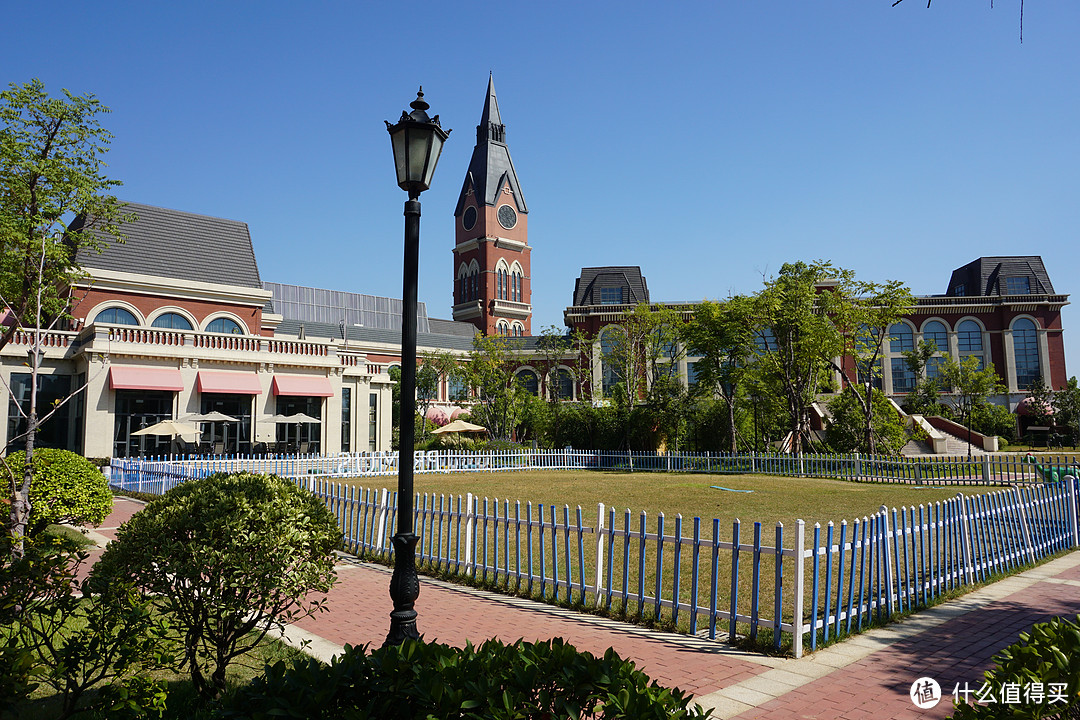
1005,277,1031,295
953,284,965,297
600,287,623,305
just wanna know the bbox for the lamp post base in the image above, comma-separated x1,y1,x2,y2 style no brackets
384,532,421,647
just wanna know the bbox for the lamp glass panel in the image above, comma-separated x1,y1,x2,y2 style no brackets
391,129,407,187
406,128,431,185
423,133,444,187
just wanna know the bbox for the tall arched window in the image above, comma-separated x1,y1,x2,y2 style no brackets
601,329,621,397
92,307,139,325
516,369,539,397
1013,318,1041,390
151,312,193,330
550,368,574,401
889,323,915,392
957,320,985,369
922,320,948,353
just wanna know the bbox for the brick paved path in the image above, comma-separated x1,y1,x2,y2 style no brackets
85,497,1080,719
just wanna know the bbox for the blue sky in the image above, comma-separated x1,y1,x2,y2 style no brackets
4,1,1078,377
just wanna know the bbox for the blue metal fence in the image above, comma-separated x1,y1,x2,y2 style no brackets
108,452,1080,658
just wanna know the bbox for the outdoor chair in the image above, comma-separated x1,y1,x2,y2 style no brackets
197,441,214,456
213,441,225,456
298,441,311,455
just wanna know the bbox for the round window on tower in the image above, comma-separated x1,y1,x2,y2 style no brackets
497,204,517,230
462,206,477,231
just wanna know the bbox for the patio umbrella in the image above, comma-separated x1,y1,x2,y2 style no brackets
274,413,321,424
131,420,202,437
179,411,239,423
431,419,487,435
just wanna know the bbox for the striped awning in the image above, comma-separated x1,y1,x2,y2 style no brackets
271,374,334,397
197,370,263,395
109,366,184,392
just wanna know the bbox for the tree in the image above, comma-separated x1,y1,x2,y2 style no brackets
751,261,847,455
826,387,908,455
829,279,915,455
901,339,946,417
1,79,130,557
1054,377,1080,447
460,334,527,441
0,449,111,536
416,350,458,441
682,296,757,452
90,473,340,700
939,355,1006,457
1,537,172,720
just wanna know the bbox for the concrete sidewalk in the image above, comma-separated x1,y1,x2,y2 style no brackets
90,497,1080,719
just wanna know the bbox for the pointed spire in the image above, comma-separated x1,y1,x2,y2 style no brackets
478,73,505,144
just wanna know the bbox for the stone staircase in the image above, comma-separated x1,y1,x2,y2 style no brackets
901,427,988,456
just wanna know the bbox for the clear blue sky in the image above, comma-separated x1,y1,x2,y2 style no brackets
4,2,1078,379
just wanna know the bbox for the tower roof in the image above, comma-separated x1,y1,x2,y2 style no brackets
455,75,528,215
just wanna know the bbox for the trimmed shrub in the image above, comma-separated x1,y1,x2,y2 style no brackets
1,449,112,534
90,472,340,700
950,615,1080,719
223,637,711,719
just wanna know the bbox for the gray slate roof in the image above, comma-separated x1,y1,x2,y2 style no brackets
73,202,262,289
946,256,1055,297
428,318,478,337
454,75,528,216
572,267,650,307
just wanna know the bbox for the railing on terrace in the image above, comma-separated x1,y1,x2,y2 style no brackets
109,449,1080,489
109,452,1080,658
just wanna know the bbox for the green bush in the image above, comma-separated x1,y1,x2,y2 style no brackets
1,449,112,534
223,637,711,720
90,472,341,701
950,615,1080,719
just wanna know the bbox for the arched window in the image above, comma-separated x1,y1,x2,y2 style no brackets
516,369,539,397
151,312,193,330
550,368,574,401
512,322,523,337
92,307,139,325
206,317,244,335
448,375,467,402
889,323,914,353
601,329,622,397
497,268,506,300
496,320,509,336
922,321,948,353
1013,318,1041,390
957,320,984,369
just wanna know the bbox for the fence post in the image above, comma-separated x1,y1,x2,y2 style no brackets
375,488,390,553
854,453,862,480
880,506,894,615
1012,486,1037,565
793,519,806,659
956,493,975,585
464,492,476,574
1068,477,1080,549
595,502,606,608
981,456,992,485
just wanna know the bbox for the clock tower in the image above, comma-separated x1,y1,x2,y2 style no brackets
452,74,531,337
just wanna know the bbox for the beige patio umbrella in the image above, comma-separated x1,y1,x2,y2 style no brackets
131,419,202,438
179,411,239,423
431,419,487,435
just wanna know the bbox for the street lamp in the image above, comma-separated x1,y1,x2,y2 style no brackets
383,88,450,646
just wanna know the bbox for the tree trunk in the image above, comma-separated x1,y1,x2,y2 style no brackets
726,395,737,453
9,410,36,558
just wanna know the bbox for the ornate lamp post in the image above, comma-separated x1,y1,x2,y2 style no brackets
383,89,450,646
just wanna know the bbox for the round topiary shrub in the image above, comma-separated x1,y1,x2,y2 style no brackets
90,472,341,701
2,449,112,534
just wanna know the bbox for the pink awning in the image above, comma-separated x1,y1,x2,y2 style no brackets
109,366,184,392
271,375,334,397
197,370,263,395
